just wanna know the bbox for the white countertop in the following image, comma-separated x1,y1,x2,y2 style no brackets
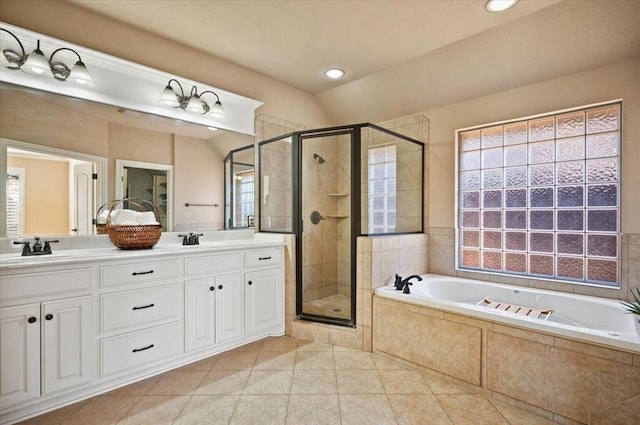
0,232,285,270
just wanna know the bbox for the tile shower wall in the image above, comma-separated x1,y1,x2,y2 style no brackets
255,114,307,232
301,133,351,303
428,227,640,302
361,116,429,234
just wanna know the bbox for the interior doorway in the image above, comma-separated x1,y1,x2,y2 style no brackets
115,159,174,231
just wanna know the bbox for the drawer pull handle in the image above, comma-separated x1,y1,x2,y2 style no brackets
45,314,54,321
132,303,155,311
258,256,272,260
248,280,253,285
132,270,154,276
28,316,37,324
210,286,215,291
218,285,223,290
132,344,155,353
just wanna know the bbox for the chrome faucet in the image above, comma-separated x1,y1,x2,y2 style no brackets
13,236,59,256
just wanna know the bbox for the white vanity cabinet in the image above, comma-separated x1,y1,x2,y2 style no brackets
0,267,93,411
244,249,284,338
0,238,284,425
184,274,244,351
184,253,244,352
0,303,40,407
98,258,183,377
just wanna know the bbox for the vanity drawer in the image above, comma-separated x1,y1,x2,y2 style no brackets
185,253,241,277
100,284,180,332
100,259,180,288
244,249,282,269
1,268,92,302
100,322,181,377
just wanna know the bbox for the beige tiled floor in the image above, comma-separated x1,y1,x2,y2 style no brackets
18,336,554,425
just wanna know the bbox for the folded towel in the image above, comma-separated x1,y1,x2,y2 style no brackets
111,209,139,225
97,209,110,223
136,211,159,225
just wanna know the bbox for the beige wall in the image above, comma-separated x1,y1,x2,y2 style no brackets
7,156,69,236
423,58,640,233
174,135,224,230
0,0,331,130
107,123,174,200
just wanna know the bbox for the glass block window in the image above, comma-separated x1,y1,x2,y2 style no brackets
368,144,397,233
233,170,255,227
456,102,621,286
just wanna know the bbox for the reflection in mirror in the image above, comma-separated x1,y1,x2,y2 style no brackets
1,138,106,238
224,145,255,229
115,159,173,231
0,82,254,238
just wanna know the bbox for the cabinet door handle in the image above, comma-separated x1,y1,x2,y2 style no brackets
248,280,253,285
28,316,37,324
45,314,54,321
132,303,155,311
132,270,154,276
132,344,155,353
209,286,215,291
218,284,223,290
258,256,272,261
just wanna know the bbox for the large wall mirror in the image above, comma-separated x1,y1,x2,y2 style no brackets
224,145,255,229
0,82,254,238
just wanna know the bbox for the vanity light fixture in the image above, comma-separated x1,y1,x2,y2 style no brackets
324,68,345,79
485,0,518,13
0,28,94,86
160,78,226,120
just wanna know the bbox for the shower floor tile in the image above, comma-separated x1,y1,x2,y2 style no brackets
303,293,351,319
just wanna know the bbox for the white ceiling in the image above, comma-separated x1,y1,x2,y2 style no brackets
69,0,640,124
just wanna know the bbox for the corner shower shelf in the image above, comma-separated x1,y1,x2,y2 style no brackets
327,193,349,197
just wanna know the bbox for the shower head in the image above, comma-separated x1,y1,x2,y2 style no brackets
313,153,325,164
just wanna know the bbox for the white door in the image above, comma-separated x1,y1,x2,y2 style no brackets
41,296,92,394
0,304,41,408
72,162,93,235
185,278,216,352
245,269,283,336
215,273,244,343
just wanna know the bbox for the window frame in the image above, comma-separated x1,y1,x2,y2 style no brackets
454,100,623,288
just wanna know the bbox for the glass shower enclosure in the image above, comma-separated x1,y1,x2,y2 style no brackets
259,123,423,327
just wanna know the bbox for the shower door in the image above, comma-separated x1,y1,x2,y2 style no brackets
297,129,356,326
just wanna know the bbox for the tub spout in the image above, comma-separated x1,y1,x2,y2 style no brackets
400,275,423,294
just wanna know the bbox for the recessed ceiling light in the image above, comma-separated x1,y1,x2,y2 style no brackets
324,68,345,79
486,0,518,13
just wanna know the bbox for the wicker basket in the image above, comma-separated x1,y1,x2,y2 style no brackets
106,198,162,250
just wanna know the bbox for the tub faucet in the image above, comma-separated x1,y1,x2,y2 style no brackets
394,274,403,290
400,275,423,294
